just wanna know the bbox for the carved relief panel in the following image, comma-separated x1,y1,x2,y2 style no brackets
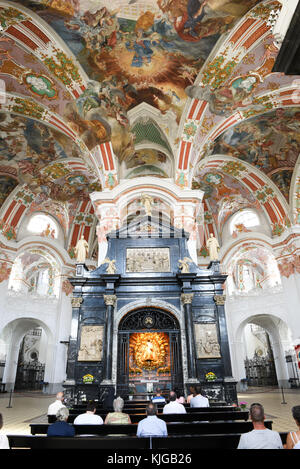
78,325,104,361
194,323,221,359
126,248,170,273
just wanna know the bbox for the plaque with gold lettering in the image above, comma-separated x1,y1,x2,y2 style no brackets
126,248,170,273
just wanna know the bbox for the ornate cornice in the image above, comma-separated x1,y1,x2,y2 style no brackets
71,296,83,308
214,294,226,306
104,294,117,306
181,293,194,305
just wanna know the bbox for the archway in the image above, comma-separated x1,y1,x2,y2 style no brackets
0,318,54,392
235,314,292,389
117,307,183,397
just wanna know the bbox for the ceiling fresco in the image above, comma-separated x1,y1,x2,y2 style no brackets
192,168,261,231
212,107,300,201
0,173,18,205
0,112,101,201
7,0,262,162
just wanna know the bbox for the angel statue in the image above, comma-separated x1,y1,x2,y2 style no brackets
178,257,193,273
100,257,117,274
141,193,153,216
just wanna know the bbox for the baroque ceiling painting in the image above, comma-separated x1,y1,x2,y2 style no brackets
0,0,297,262
212,107,300,201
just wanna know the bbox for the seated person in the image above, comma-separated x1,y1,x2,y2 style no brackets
137,403,168,437
190,385,209,408
174,387,185,404
47,391,66,416
285,405,300,449
73,401,103,425
237,403,283,449
151,388,166,404
0,413,9,449
104,397,131,424
163,391,186,414
47,407,75,437
186,386,195,404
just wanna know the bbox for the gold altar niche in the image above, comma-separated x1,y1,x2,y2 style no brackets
129,332,171,380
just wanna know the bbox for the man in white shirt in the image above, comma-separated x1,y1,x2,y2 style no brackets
163,391,186,414
238,403,283,449
190,386,209,408
137,403,168,437
47,391,66,416
73,401,103,437
73,401,103,425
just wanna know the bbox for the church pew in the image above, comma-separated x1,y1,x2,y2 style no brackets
63,410,249,424
30,420,272,436
7,434,148,450
8,431,288,450
69,405,236,413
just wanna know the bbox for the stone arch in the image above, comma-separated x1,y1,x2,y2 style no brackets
112,298,188,384
233,313,293,389
0,317,54,391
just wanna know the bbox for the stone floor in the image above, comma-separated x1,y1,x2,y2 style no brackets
0,387,299,435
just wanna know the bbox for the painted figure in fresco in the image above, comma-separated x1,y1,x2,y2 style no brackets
126,28,158,68
75,235,89,263
183,0,208,38
206,233,220,261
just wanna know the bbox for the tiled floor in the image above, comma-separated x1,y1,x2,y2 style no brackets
0,387,299,435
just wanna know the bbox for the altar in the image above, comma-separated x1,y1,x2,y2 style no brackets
65,216,237,404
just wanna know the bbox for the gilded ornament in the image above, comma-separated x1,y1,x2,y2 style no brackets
129,332,169,371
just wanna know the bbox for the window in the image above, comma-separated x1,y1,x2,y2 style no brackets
230,210,260,234
27,214,58,239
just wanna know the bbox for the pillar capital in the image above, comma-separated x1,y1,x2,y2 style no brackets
104,294,117,306
181,293,194,305
71,296,83,308
214,294,226,306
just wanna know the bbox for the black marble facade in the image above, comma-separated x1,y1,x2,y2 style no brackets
66,217,237,404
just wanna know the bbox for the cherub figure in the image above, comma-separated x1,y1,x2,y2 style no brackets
100,257,116,274
178,257,193,273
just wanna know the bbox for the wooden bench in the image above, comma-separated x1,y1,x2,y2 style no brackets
8,431,288,450
31,420,272,436
61,410,249,424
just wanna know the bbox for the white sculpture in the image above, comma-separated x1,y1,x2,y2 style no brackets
178,257,193,273
75,235,89,263
206,233,220,261
100,257,117,274
141,193,153,216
